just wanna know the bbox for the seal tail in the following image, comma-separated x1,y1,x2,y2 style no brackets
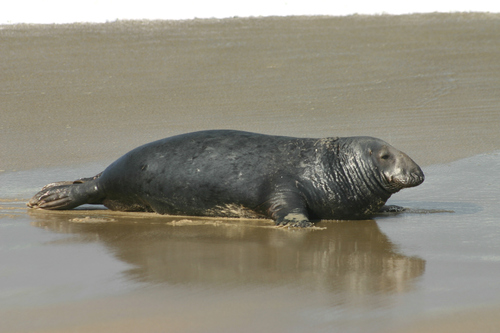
27,174,104,210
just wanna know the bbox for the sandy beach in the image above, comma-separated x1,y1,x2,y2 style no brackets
1,13,500,332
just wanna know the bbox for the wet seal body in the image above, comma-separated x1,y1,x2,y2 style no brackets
28,130,424,227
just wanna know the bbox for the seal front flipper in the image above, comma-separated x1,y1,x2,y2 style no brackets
276,211,313,228
267,188,313,228
28,178,104,210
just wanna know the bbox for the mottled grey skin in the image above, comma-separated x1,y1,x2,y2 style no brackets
28,130,424,227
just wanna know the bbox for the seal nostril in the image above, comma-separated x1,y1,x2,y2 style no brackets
410,172,425,186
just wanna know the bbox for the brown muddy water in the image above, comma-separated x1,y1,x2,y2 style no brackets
1,13,500,332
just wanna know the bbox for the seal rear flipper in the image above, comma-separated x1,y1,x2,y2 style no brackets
27,181,103,210
36,172,102,192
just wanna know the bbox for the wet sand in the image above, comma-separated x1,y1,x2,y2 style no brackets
2,13,500,171
1,13,500,332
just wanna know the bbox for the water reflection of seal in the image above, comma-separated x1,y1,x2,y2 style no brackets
28,130,424,227
29,214,426,293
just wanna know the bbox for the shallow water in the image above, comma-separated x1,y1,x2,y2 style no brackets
1,13,500,332
2,152,500,332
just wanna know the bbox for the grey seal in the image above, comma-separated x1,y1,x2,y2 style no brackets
28,130,425,227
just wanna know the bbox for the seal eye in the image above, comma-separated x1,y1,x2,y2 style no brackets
381,154,390,160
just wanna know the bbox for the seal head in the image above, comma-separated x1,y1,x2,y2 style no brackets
359,137,425,193
293,136,424,222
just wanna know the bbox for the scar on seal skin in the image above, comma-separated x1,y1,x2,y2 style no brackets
28,130,424,227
